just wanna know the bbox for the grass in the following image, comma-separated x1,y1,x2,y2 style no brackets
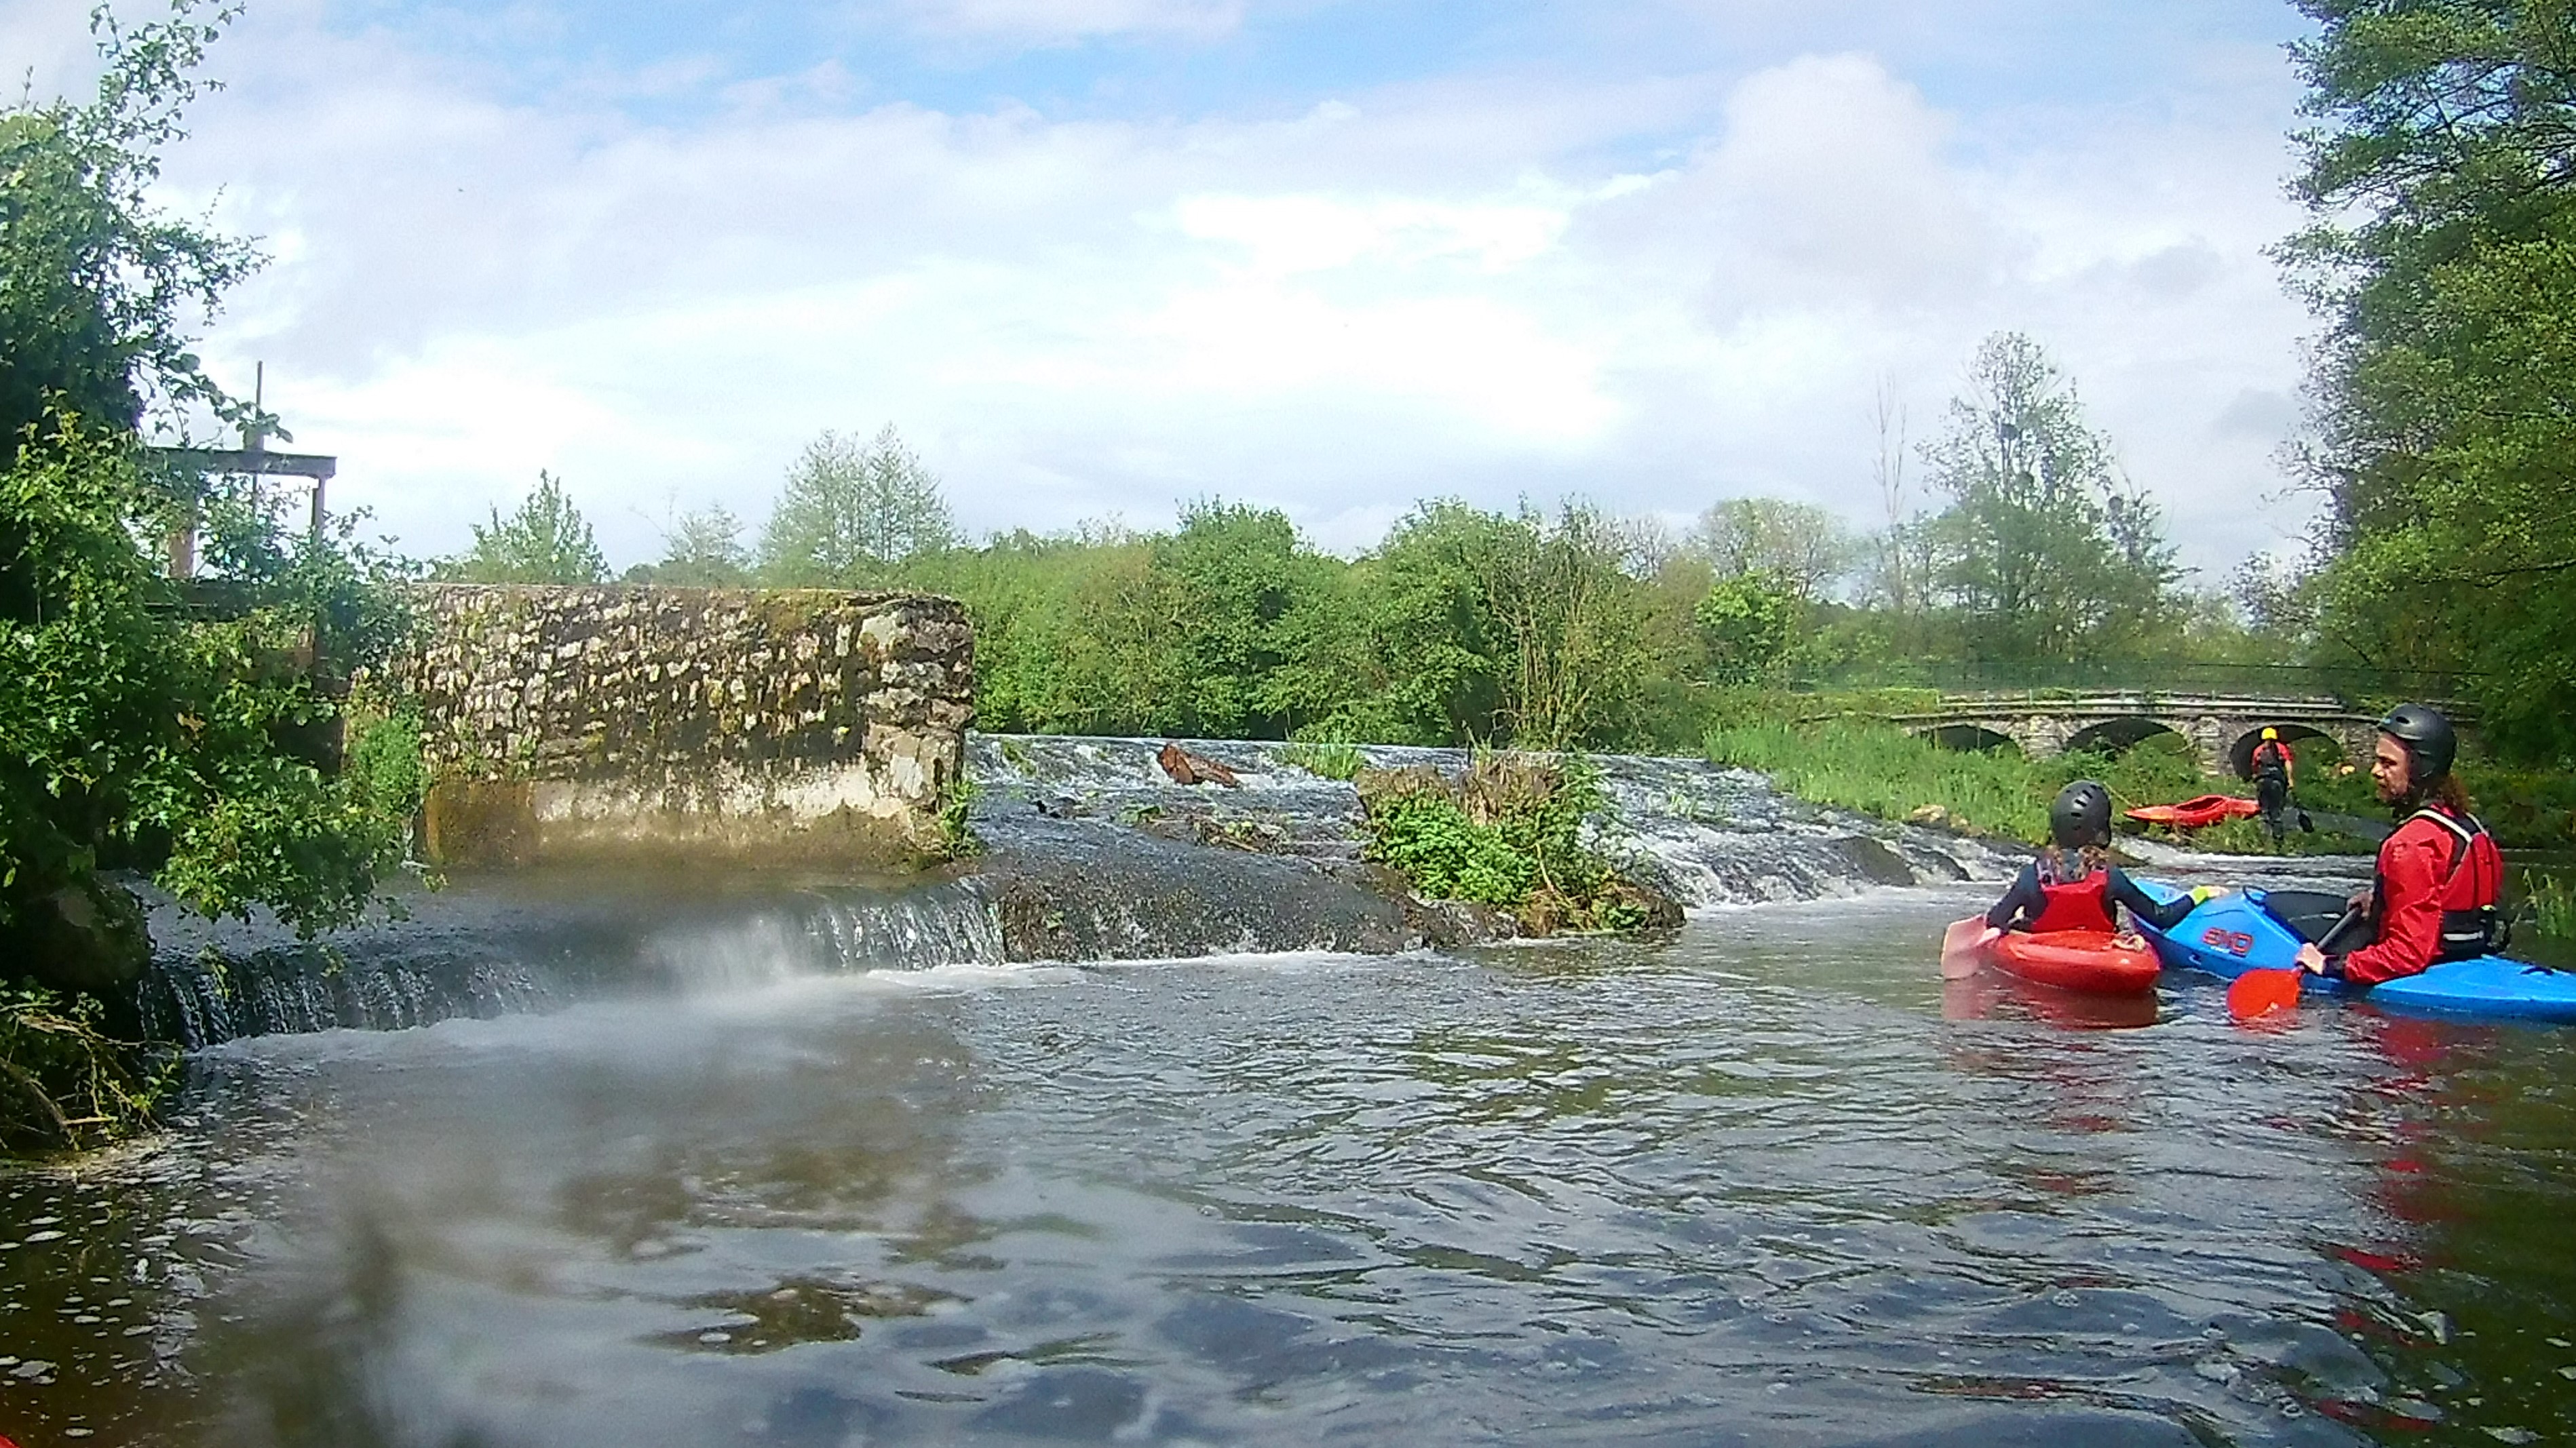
1701,716,2375,854
1278,739,1366,781
2533,875,2576,941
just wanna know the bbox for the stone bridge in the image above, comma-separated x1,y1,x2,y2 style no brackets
1878,691,2442,778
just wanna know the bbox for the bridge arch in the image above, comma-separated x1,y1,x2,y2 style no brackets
2062,716,2185,757
2225,721,2352,780
1922,723,2019,754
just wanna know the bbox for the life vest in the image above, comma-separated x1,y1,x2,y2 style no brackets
2029,866,2116,934
2402,805,2508,960
2250,741,2290,782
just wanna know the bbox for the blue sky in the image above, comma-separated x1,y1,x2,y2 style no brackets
5,0,2326,576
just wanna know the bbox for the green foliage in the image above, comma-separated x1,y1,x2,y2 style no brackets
343,701,426,825
1,418,415,936
2532,875,2576,941
1693,570,1799,685
760,425,955,585
626,503,751,586
1364,791,1533,905
1686,498,1858,602
436,471,608,585
1917,332,2182,661
0,981,169,1152
936,777,983,860
2283,1,2576,762
0,0,261,454
1359,757,1650,933
1277,738,1365,781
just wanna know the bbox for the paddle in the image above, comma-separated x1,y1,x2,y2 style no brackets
1941,916,1986,981
2227,903,2366,1021
2227,968,2302,1020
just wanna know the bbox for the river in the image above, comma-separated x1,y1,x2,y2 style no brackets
2,743,2571,1447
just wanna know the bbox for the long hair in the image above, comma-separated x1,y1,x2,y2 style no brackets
2039,842,2108,884
2412,772,2475,817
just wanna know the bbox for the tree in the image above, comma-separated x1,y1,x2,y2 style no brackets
0,1,259,458
626,503,750,586
1918,332,2180,661
1695,570,1800,684
436,471,609,585
2282,0,2576,758
759,425,955,585
1686,497,1858,603
0,0,415,1009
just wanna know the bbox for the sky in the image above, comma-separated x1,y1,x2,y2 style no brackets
5,0,2328,579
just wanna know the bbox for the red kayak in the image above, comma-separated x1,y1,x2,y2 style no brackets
1984,929,2161,996
2124,794,2260,829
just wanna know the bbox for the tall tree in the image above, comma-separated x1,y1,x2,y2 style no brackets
0,0,416,1004
0,0,259,456
627,503,751,586
760,425,956,585
1686,497,1858,604
435,471,608,585
1919,332,2180,661
2283,0,2576,758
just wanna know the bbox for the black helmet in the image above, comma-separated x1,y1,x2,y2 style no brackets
2376,703,2457,781
2050,779,2113,850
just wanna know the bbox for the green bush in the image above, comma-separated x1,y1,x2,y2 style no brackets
1359,755,1654,932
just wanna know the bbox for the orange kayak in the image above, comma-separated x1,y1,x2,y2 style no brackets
1985,929,2161,996
2125,794,2260,829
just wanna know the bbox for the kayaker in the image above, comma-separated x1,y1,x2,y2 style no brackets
2251,727,2294,842
2296,704,2505,985
1978,780,2204,943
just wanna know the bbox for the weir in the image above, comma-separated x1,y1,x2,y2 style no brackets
140,734,2031,1047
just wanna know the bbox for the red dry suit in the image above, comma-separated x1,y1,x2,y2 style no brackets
2334,804,2505,986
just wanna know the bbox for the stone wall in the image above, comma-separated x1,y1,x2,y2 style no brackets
399,585,972,869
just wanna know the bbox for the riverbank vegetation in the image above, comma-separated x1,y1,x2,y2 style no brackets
1,4,417,1151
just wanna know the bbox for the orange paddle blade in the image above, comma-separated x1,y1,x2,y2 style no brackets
2228,968,2303,1021
1940,916,1986,981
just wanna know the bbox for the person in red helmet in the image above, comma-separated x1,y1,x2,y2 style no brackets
2296,705,2505,985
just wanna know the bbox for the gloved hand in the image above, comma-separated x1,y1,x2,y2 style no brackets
2188,884,2229,905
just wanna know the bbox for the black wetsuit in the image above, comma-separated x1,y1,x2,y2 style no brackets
1985,862,2197,933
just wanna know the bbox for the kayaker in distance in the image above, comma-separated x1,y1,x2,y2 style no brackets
2251,726,2295,842
1977,781,2207,947
2295,705,2505,985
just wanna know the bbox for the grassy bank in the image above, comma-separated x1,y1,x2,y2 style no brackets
1701,715,2375,855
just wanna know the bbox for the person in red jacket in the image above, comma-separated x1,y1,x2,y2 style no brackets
2250,726,2296,841
2296,704,2505,986
1977,780,2202,943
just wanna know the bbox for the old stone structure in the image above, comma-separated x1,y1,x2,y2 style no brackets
399,585,972,869
1879,690,2477,777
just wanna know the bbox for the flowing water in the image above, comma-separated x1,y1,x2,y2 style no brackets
6,743,2575,1447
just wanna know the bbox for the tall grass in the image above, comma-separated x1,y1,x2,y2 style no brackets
1702,717,2339,850
2533,875,2576,941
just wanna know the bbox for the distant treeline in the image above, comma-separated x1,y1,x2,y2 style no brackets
442,334,2294,752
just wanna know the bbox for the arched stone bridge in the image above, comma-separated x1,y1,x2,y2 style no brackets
1877,691,2464,778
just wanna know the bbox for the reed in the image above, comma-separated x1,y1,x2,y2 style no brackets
2533,875,2576,941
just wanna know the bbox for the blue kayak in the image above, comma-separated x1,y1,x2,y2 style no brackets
2134,883,2576,1023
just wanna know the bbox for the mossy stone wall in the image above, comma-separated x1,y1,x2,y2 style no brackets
402,585,972,868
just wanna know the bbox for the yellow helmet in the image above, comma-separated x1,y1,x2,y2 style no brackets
2261,727,2279,741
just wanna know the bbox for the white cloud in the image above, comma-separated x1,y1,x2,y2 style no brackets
897,0,1250,41
54,0,2322,575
